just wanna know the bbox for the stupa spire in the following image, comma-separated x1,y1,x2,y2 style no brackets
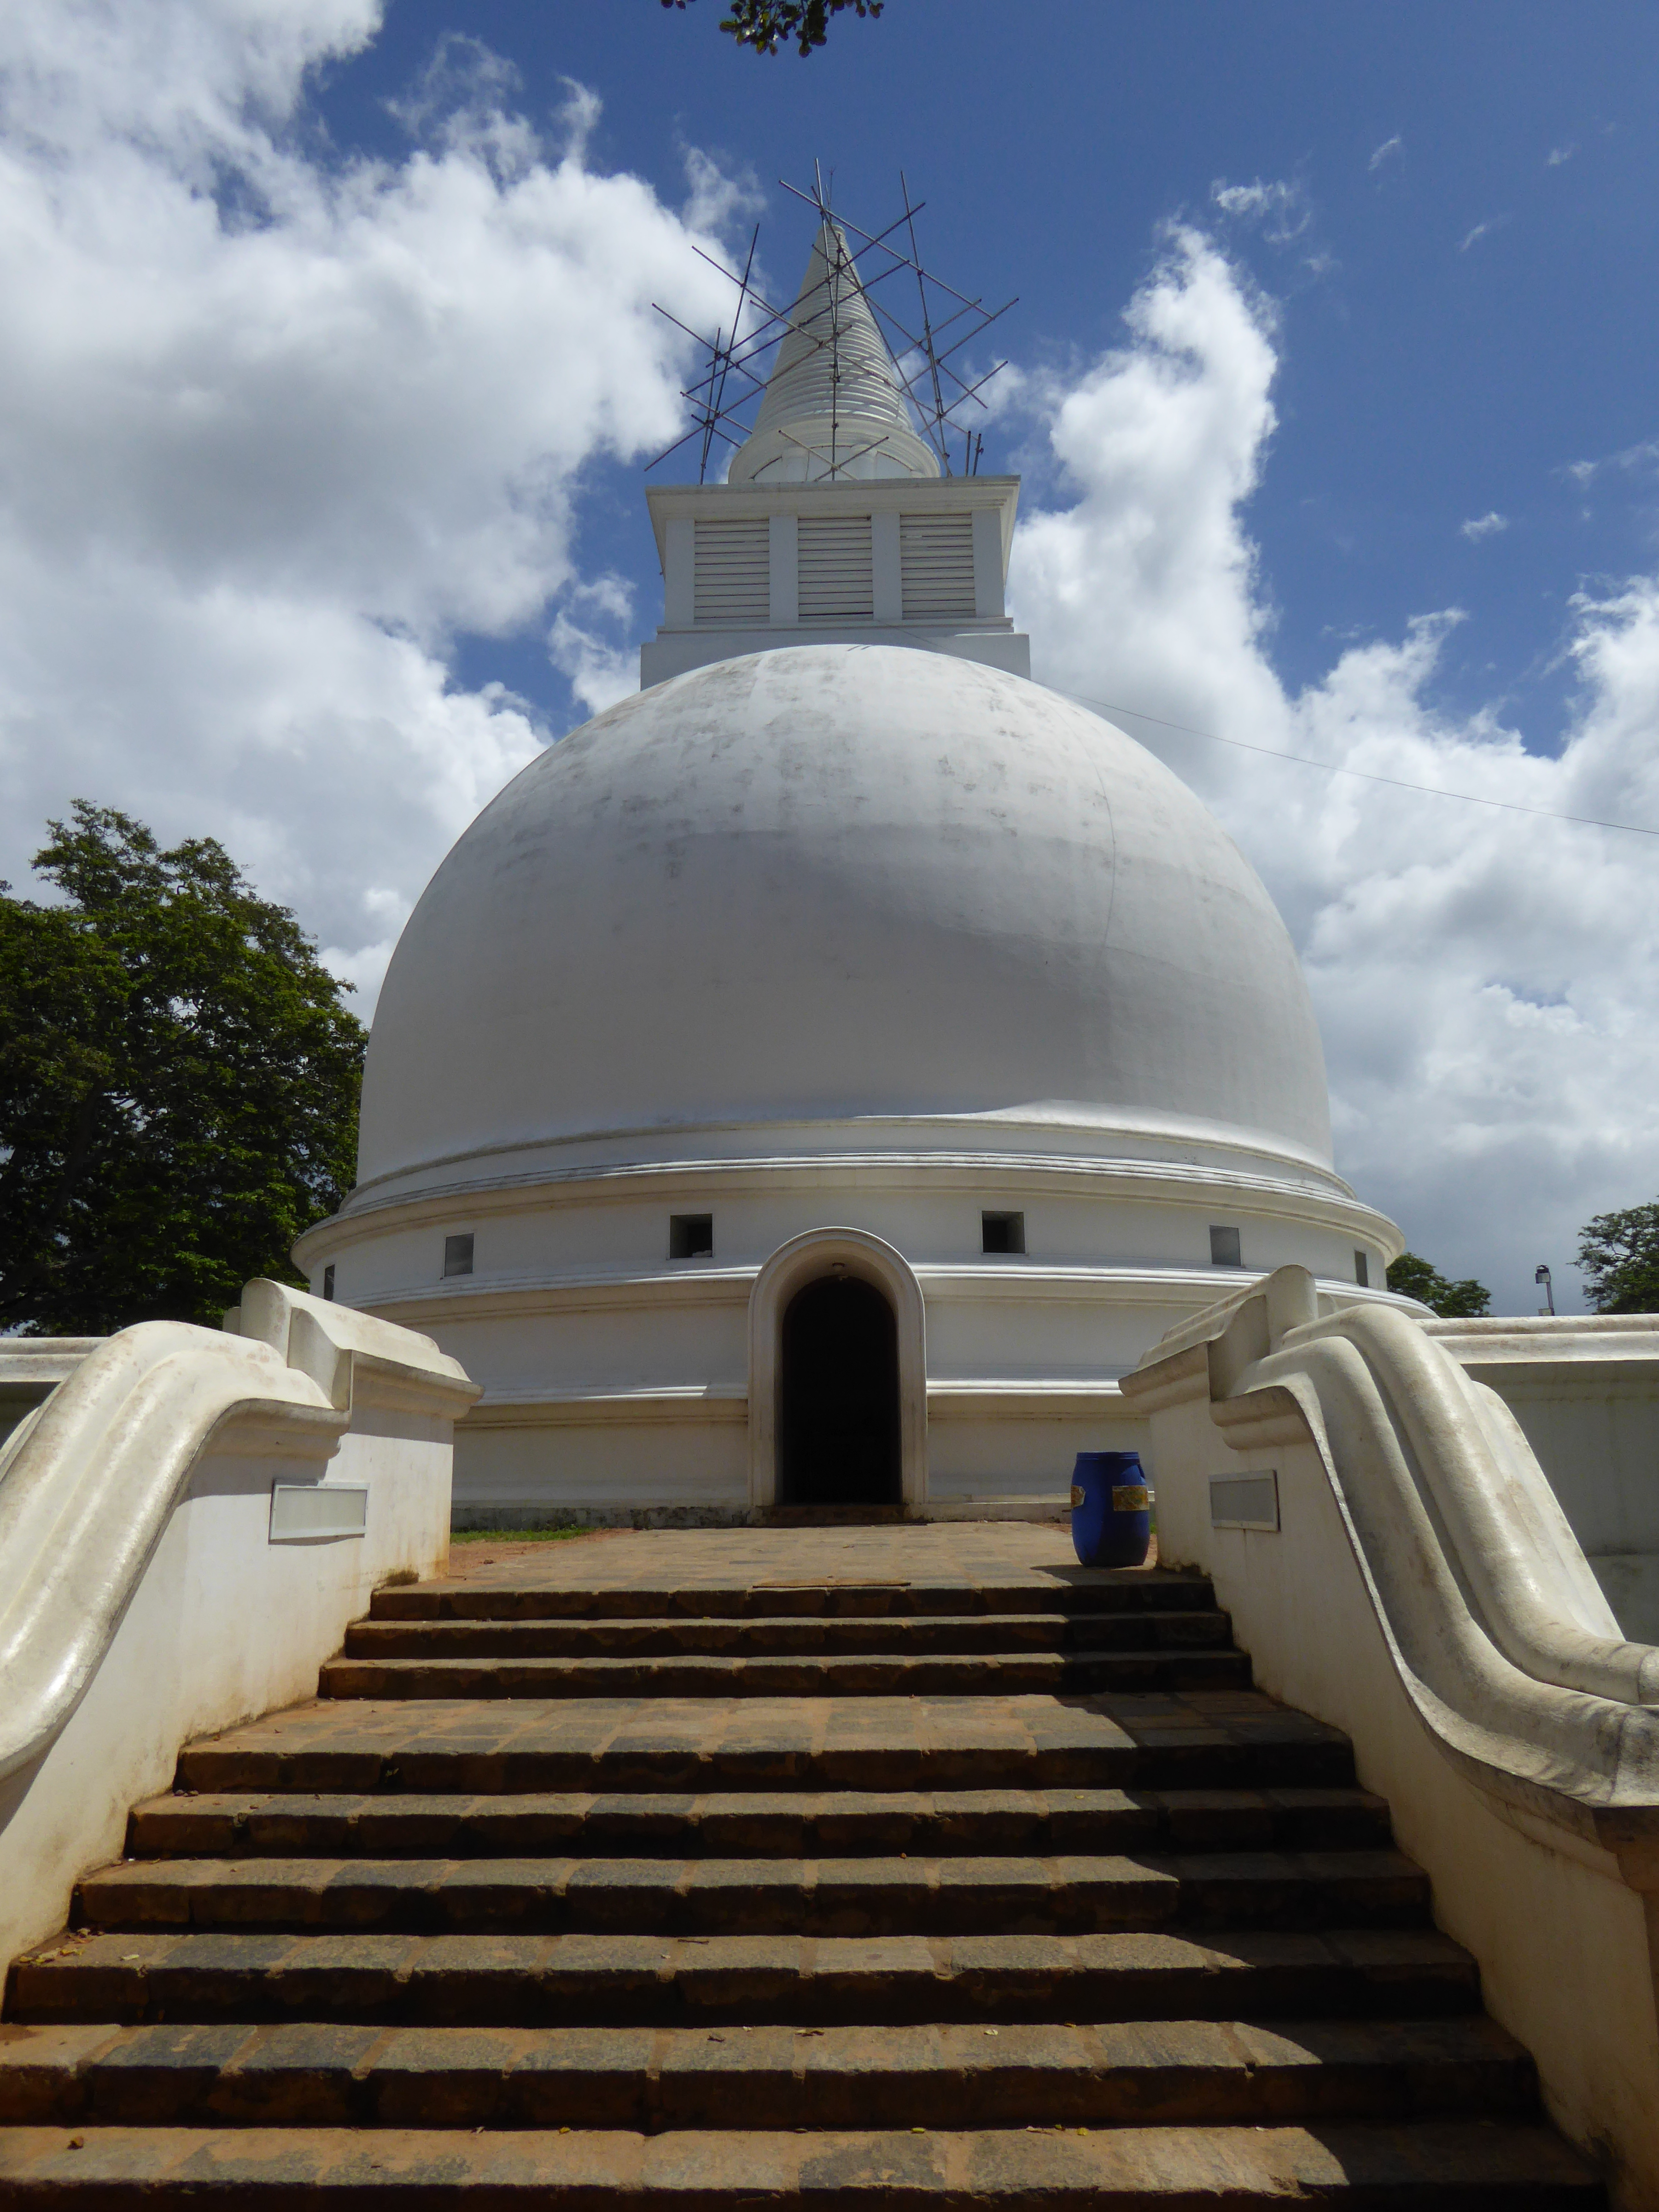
639,179,1028,688
728,221,940,484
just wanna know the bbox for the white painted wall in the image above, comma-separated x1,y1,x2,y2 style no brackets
1156,1398,1659,2211
0,1290,474,1976
870,509,902,623
1431,1317,1659,1642
642,622,1031,685
642,484,1025,684
306,1138,1402,1523
1127,1273,1659,2210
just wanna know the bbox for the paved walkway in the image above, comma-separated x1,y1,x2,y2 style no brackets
446,1521,1096,1595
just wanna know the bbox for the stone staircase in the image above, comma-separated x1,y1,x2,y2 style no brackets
0,1536,1603,2202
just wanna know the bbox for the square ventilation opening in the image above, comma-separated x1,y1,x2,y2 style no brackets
322,1264,336,1302
443,1233,475,1279
1209,1225,1243,1268
1354,1250,1370,1288
670,1213,714,1260
981,1211,1025,1255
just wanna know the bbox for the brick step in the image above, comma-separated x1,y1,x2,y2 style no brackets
75,1848,1431,1940
0,2120,1602,2203
368,1574,1220,1623
174,1694,1355,1797
8,1927,1481,2030
128,1785,1393,1862
317,1651,1256,1700
0,2015,1535,2132
342,1611,1238,1660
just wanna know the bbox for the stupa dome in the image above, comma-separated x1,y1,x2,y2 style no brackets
356,645,1332,1191
313,207,1400,1535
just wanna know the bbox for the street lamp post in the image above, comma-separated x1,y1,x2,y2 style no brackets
1535,1264,1555,1318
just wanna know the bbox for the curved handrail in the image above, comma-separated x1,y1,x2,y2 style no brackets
0,1323,345,1782
1272,1302,1659,1708
0,1282,480,1785
1123,1268,1659,1826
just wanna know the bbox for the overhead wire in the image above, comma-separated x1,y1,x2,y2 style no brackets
1061,691,1659,840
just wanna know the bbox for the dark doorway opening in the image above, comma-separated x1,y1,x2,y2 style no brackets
779,1273,901,1507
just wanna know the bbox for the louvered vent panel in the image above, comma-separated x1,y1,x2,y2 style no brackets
900,512,976,620
694,519,770,625
797,514,874,620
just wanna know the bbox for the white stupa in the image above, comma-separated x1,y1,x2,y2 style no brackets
297,221,1405,1526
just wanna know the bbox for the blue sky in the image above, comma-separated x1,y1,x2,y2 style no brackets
2,0,1658,1312
325,0,1659,735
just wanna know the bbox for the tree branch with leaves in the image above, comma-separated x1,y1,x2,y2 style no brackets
1384,1252,1491,1318
661,0,884,58
1577,1202,1659,1314
0,804,365,1335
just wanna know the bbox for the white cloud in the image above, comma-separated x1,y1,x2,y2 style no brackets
1460,511,1510,541
0,0,739,1001
1009,227,1659,1315
1209,177,1309,244
1459,219,1496,252
385,31,533,165
1368,135,1403,172
548,576,642,717
1548,143,1577,167
0,0,380,169
1564,437,1659,488
680,145,766,239
320,885,414,1001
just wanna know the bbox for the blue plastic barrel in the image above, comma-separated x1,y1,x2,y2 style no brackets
1070,1450,1153,1569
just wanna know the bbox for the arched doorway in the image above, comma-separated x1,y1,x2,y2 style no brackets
778,1273,901,1507
747,1228,927,1514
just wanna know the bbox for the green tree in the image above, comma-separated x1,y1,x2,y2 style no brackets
1385,1251,1492,1318
0,803,365,1336
661,0,883,58
1577,1202,1659,1314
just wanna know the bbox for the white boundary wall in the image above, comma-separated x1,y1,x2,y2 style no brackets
1125,1270,1659,2211
1429,1314,1659,1642
0,1284,477,1977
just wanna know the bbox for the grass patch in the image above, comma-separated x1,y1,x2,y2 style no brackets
451,1525,592,1545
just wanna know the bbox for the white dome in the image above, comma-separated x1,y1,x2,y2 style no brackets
357,646,1332,1189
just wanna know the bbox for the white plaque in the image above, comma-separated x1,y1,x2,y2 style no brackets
269,1483,368,1542
1209,1472,1279,1532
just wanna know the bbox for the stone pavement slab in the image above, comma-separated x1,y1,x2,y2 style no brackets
175,1693,1353,1797
76,1845,1428,1939
126,1783,1395,1862
0,2120,1602,2202
0,2016,1534,2132
420,1524,1197,1622
444,1523,1084,1593
9,1926,1482,2031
